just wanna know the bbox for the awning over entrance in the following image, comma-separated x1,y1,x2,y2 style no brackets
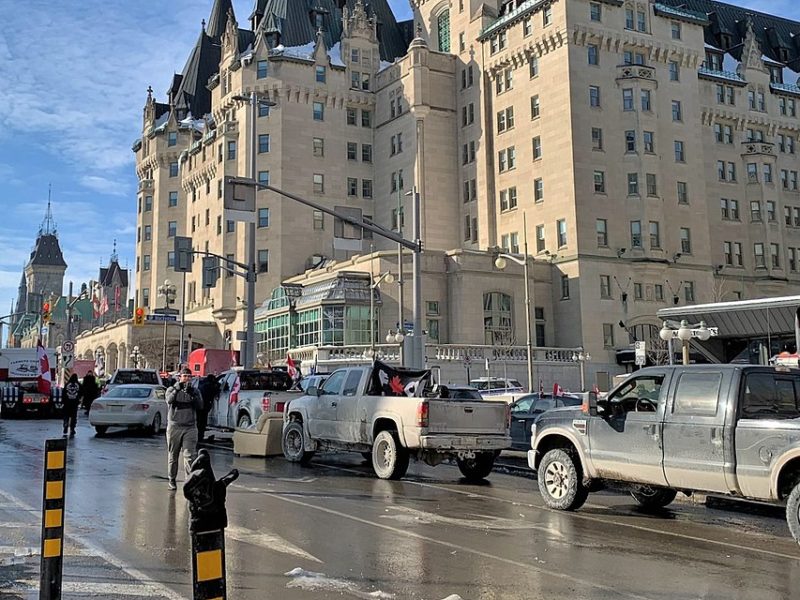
658,296,800,339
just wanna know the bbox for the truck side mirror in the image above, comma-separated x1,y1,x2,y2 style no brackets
582,392,598,417
307,386,319,397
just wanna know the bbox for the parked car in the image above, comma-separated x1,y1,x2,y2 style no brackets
529,364,800,545
103,369,164,395
469,377,525,396
508,393,582,450
89,384,167,436
283,362,511,481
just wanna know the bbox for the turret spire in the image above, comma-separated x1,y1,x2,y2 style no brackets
39,185,57,237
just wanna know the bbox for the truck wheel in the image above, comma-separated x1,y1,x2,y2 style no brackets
148,413,162,436
457,452,496,481
630,486,677,509
372,430,409,480
94,426,108,437
537,448,588,511
237,413,252,429
786,481,800,545
282,421,314,465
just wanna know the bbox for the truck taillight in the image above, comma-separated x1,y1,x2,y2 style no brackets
261,393,271,413
416,401,429,428
273,401,286,413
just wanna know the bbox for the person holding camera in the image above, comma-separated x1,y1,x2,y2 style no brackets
165,368,203,491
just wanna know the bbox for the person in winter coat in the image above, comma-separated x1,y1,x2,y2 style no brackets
63,374,82,437
165,367,203,491
196,374,219,442
80,371,100,414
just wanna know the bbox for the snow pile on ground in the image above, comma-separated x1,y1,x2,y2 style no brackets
285,567,394,599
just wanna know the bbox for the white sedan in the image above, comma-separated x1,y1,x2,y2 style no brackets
89,384,167,436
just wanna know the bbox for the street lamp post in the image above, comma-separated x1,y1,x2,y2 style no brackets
571,348,592,391
493,212,535,393
659,320,714,365
158,279,176,372
130,345,141,368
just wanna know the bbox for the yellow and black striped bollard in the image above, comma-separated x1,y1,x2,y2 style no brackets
191,529,227,600
39,437,67,600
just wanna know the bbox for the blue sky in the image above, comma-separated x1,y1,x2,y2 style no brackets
0,0,794,329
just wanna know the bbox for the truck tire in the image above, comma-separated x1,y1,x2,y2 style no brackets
456,452,496,481
786,481,800,545
630,486,677,509
372,430,409,480
537,448,588,511
237,413,252,429
282,421,314,465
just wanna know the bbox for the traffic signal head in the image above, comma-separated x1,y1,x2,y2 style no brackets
134,307,146,326
42,302,51,324
42,302,50,313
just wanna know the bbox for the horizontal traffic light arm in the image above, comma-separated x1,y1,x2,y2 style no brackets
192,250,248,276
227,177,421,253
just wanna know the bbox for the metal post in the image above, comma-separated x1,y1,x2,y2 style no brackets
522,212,534,393
682,340,690,365
579,359,586,392
162,313,168,373
369,244,375,355
39,438,67,600
179,271,186,368
667,337,675,365
65,282,73,344
397,186,404,348
245,92,258,369
411,188,423,369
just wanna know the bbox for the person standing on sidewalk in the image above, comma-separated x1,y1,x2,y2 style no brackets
63,374,82,437
80,371,100,415
165,368,203,491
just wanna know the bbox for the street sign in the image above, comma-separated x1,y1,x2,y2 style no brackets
62,340,74,353
146,314,177,322
634,341,646,366
40,326,49,335
62,353,74,369
153,307,180,316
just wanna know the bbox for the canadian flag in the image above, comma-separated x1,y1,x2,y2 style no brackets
286,354,297,379
229,375,240,405
591,384,601,395
553,383,565,398
37,341,51,396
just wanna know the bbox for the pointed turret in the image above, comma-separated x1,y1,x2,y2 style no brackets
207,0,234,40
172,26,221,118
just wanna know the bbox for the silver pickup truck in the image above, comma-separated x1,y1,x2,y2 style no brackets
529,364,800,544
282,363,511,481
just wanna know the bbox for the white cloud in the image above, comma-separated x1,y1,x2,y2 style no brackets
80,175,129,197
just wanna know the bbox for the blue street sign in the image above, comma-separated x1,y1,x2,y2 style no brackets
146,314,177,322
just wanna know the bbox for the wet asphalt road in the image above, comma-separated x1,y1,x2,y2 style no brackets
0,416,798,600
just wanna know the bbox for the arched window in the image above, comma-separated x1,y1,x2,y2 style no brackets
437,10,451,53
483,292,513,345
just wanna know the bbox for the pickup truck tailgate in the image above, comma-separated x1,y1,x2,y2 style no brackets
427,400,507,435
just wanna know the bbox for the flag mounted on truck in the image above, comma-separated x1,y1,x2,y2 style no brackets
369,361,430,397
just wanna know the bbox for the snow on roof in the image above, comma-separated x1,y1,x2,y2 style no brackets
274,41,317,61
761,53,784,66
328,42,346,67
784,67,800,86
722,52,739,74
705,42,723,51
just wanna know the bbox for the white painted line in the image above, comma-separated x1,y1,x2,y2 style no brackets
15,579,172,596
233,482,653,600
315,462,800,562
226,525,322,563
0,489,188,600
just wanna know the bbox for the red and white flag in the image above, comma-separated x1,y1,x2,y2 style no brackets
286,354,297,379
553,383,565,398
591,384,600,395
114,285,121,313
229,375,240,405
99,294,109,315
37,341,51,396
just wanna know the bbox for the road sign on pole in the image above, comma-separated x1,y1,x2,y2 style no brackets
146,314,178,323
635,341,647,366
61,340,74,353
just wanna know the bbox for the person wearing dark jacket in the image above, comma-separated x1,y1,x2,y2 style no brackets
165,368,203,491
80,371,100,414
196,374,218,442
63,374,82,437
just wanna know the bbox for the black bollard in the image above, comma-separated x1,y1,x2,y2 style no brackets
39,438,67,600
184,449,238,600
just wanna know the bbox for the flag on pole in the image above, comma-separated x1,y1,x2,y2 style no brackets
114,285,121,313
229,375,240,405
37,340,51,396
286,354,298,380
553,383,565,398
99,294,109,315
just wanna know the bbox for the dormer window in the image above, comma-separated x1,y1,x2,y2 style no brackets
719,34,732,50
704,51,723,71
311,10,324,30
770,66,783,84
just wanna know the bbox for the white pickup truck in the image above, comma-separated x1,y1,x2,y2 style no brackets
282,363,511,481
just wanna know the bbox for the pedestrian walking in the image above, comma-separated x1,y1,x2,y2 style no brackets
165,367,203,491
196,374,219,442
63,374,82,437
80,371,100,414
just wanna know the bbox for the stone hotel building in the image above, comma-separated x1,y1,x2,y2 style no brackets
128,0,800,385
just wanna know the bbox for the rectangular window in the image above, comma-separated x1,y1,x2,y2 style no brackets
346,108,356,125
313,173,324,193
536,224,545,252
143,225,151,241
529,56,539,78
634,283,643,301
143,255,151,271
637,10,647,32
167,131,177,147
258,208,270,228
362,144,372,163
464,215,472,241
622,89,634,111
347,142,357,160
347,177,358,196
257,249,269,273
643,131,654,153
747,162,758,183
227,220,235,233
258,102,270,117
625,8,634,29
764,164,773,184
594,170,606,193
590,2,602,21
684,281,695,302
534,178,544,202
770,241,781,268
625,130,636,152
596,218,608,246
727,162,737,181
258,170,270,187
169,162,178,177
630,220,642,247
530,95,540,119
588,44,599,65
669,61,680,81
754,242,766,267
674,140,685,162
543,5,552,26
561,275,570,299
557,219,567,247
672,100,682,121
671,22,682,40
591,127,603,150
168,191,178,207
680,227,692,254
257,60,268,79
313,102,324,121
258,134,270,153
315,65,326,83
791,248,798,272
649,221,661,248
312,137,324,157
603,323,615,348
655,285,664,301
600,275,612,298
589,86,600,107
627,173,639,195
168,221,177,237
532,136,542,160
312,210,324,230
641,89,651,111
750,200,762,222
677,181,688,204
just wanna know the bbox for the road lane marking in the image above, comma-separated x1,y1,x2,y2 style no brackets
0,488,188,600
14,579,178,596
312,462,800,561
233,482,653,600
226,525,322,563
